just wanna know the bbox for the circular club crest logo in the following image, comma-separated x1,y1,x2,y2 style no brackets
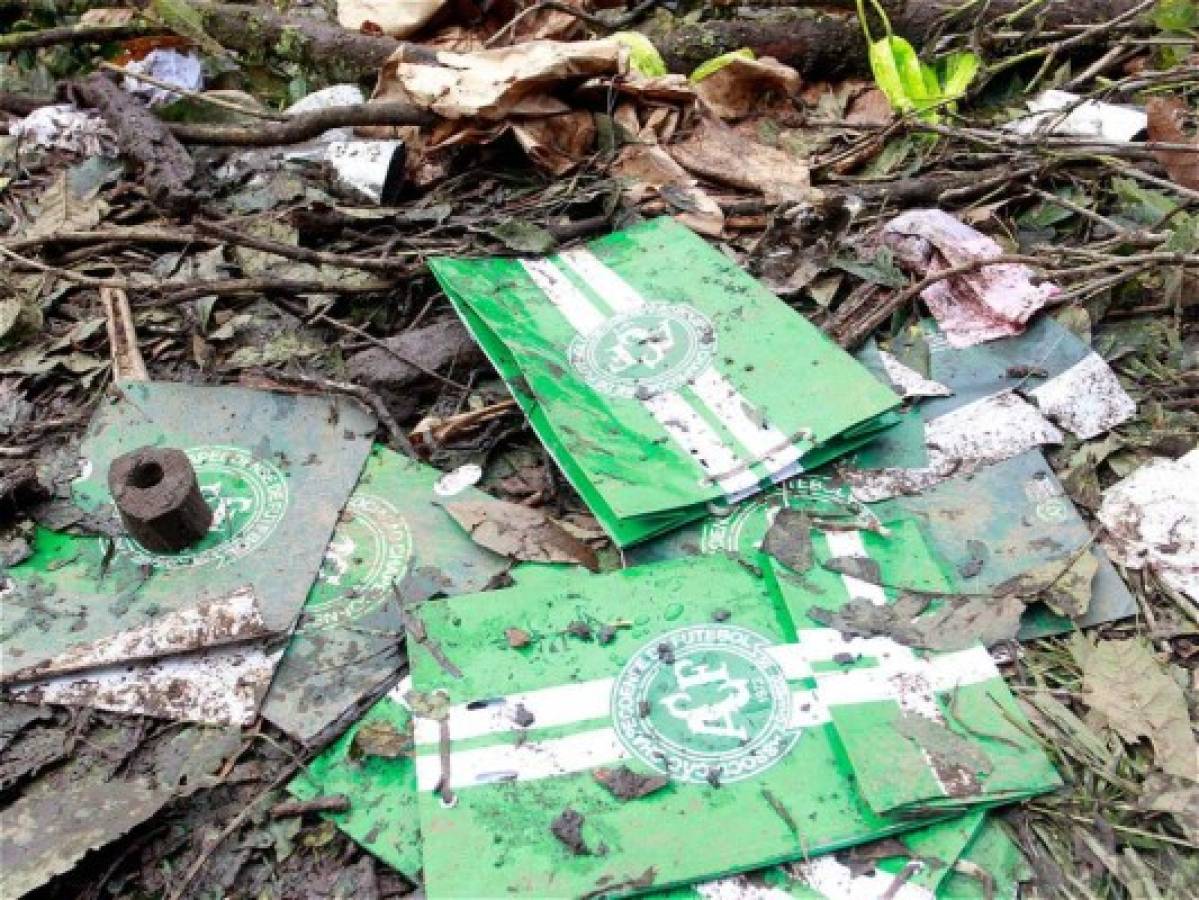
611,625,799,784
303,494,413,630
702,479,876,559
118,445,288,569
568,303,716,398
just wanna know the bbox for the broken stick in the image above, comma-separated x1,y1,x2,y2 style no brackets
74,73,196,214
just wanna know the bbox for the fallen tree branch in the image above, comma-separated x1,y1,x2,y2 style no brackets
1,227,218,256
0,22,166,52
262,371,415,458
0,91,56,116
141,277,395,307
100,286,149,383
169,101,433,146
643,0,1151,78
190,0,415,82
73,73,196,214
99,61,287,122
196,222,415,272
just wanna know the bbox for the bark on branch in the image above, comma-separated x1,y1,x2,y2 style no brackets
169,100,433,146
644,0,1151,78
73,73,196,213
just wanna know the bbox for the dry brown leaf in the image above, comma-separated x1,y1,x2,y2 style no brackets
694,55,801,122
512,111,597,174
373,39,623,120
445,497,599,570
1073,636,1199,780
612,144,725,236
337,0,445,37
1146,97,1199,191
668,112,812,204
79,7,138,25
845,86,894,126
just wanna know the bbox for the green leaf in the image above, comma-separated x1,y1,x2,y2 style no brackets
689,48,755,83
1017,187,1084,230
938,51,981,101
610,32,668,78
867,36,979,122
1153,0,1199,31
1164,211,1199,253
1112,176,1178,225
832,247,907,288
868,36,918,115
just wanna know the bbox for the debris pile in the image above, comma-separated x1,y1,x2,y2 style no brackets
1,0,1197,897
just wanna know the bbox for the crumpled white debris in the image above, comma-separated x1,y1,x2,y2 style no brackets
845,391,1064,502
1028,351,1136,439
1005,90,1147,143
883,209,1060,348
286,83,368,140
122,48,204,106
8,104,117,157
217,85,405,203
1098,448,1199,602
878,350,953,399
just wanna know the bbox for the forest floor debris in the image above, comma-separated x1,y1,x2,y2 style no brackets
1,0,1197,897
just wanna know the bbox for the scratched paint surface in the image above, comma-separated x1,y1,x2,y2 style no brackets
629,450,1134,639
844,316,1134,502
430,217,900,547
262,445,521,744
667,809,988,899
1,382,373,699
404,554,1058,898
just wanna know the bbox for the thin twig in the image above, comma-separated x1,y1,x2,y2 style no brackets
99,61,287,122
0,22,166,52
485,0,663,46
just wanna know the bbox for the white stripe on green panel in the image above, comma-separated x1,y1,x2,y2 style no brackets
412,644,814,747
559,248,806,484
415,726,631,792
521,257,606,335
521,257,760,497
794,856,937,900
642,392,762,496
696,859,937,900
823,530,888,607
412,633,1000,791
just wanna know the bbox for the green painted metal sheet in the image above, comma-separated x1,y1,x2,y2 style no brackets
1,382,373,699
404,553,1058,898
629,451,1134,639
287,679,422,879
429,217,900,547
263,445,522,743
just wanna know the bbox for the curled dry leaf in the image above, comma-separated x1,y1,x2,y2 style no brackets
1145,97,1199,191
693,55,801,121
613,144,725,236
372,39,624,120
668,113,812,204
511,110,597,175
445,497,600,570
337,0,445,38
